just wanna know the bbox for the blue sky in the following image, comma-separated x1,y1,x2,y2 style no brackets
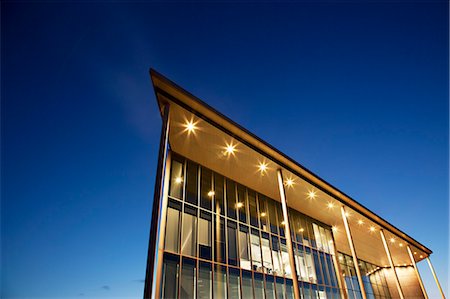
2,2,448,298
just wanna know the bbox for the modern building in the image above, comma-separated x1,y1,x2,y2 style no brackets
144,70,445,299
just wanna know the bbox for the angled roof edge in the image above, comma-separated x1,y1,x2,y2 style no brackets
149,68,432,255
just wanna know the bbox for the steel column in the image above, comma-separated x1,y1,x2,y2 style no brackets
406,245,428,299
340,206,367,299
276,169,301,299
426,257,446,299
379,229,404,299
144,104,171,299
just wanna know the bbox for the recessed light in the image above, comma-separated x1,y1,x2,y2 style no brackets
260,212,266,217
236,202,244,208
307,190,317,199
285,178,295,187
175,177,183,184
184,120,197,134
207,190,215,197
358,220,364,225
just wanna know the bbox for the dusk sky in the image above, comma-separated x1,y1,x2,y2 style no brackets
2,2,448,298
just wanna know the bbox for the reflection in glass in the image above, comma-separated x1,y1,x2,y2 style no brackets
258,195,269,232
285,279,294,299
165,203,181,253
200,168,212,210
161,253,179,299
281,240,292,278
248,191,258,227
199,211,212,260
228,267,241,299
226,179,237,219
228,221,238,266
276,277,285,299
169,158,184,199
180,257,196,299
181,207,197,257
215,217,226,263
271,236,283,276
251,229,263,272
198,262,212,299
237,184,247,223
214,173,225,216
268,200,278,234
214,265,227,299
254,272,265,299
265,275,276,299
242,270,253,298
186,161,198,205
239,226,251,270
261,233,273,274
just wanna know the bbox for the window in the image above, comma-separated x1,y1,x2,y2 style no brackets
275,277,285,299
215,217,226,263
200,168,212,210
185,161,198,205
164,199,181,253
214,265,227,298
261,233,273,274
248,190,258,227
276,203,285,237
271,236,283,276
228,267,241,299
242,270,253,298
250,229,263,272
180,257,196,299
161,253,179,299
181,206,197,257
226,179,237,219
239,226,251,270
237,184,247,223
258,195,269,232
280,240,291,278
228,221,238,266
214,173,225,216
265,275,276,299
254,273,265,299
285,279,294,299
199,211,212,260
198,262,212,299
169,158,184,199
267,200,278,234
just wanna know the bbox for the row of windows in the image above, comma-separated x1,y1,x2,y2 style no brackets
338,253,391,299
160,252,342,299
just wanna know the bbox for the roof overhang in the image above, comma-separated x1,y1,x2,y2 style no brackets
150,69,432,267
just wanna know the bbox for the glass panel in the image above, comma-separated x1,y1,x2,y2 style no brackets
276,277,285,299
305,247,317,284
199,212,212,260
239,226,251,270
261,234,273,274
181,208,197,257
237,184,247,223
313,250,323,285
186,161,198,205
214,265,227,299
200,167,212,210
281,240,292,278
228,267,241,299
180,258,196,299
226,179,237,219
214,217,226,263
319,226,329,253
285,279,294,299
161,253,179,299
228,221,238,266
276,203,285,237
248,190,259,227
254,273,265,299
271,236,283,276
198,262,212,299
295,245,308,282
165,204,181,253
319,252,330,286
313,224,323,251
169,158,184,199
258,195,269,232
268,200,278,234
265,275,276,299
242,270,253,298
250,229,263,272
214,173,225,216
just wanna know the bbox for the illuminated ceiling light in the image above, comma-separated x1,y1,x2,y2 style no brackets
258,162,268,174
369,226,376,232
403,263,406,266
345,211,350,217
236,202,244,209
327,202,335,209
260,212,267,217
413,252,417,255
357,219,364,225
280,221,286,226
307,190,317,199
399,243,403,247
175,177,183,184
390,237,396,243
224,142,236,156
184,120,198,134
332,226,338,233
207,190,215,197
299,228,304,233
285,178,295,188
419,255,423,258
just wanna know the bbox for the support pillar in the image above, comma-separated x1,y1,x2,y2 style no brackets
379,229,404,299
426,257,446,299
276,169,301,299
340,206,367,299
144,104,171,299
406,245,428,299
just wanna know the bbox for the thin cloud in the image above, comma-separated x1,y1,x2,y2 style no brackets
101,285,111,290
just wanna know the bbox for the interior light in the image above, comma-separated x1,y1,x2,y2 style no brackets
369,226,376,232
390,237,396,243
332,226,338,232
327,202,334,209
175,177,183,184
299,228,304,233
413,252,417,255
403,263,406,266
345,211,350,217
260,212,267,217
399,243,403,247
420,255,423,258
207,190,215,197
357,219,364,225
280,221,286,226
236,202,244,209
258,162,268,174
307,190,317,199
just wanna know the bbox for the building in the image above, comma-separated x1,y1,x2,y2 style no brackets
143,70,445,299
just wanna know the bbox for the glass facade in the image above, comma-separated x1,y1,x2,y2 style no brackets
161,154,348,299
337,253,392,299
